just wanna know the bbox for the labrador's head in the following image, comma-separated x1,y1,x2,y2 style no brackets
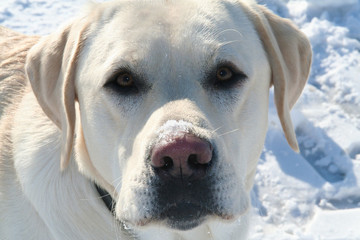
26,0,311,234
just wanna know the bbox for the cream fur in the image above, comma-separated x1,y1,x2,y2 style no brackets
0,0,311,239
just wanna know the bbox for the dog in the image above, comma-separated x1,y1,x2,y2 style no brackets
0,0,311,239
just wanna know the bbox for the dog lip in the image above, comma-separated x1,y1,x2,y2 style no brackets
166,217,206,231
118,203,208,230
158,202,209,229
163,202,205,216
160,202,210,230
117,202,237,230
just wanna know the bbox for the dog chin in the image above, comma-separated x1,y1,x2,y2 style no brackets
119,206,208,231
130,217,206,231
165,217,206,231
120,208,238,232
160,202,208,230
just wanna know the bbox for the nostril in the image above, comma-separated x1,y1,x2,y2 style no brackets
188,154,199,168
162,156,174,170
188,153,211,172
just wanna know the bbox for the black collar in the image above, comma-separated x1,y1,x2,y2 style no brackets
95,183,116,214
94,185,136,238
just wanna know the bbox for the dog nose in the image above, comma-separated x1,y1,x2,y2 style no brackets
151,134,213,180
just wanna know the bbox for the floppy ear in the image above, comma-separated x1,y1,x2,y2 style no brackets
26,21,88,171
242,3,312,151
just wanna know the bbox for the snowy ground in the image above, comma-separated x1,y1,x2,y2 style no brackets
1,0,360,239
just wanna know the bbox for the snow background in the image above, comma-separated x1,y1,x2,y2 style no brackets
1,0,359,239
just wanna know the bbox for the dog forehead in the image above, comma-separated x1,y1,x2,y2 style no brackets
98,0,244,27
108,0,254,42
78,0,262,89
89,0,257,55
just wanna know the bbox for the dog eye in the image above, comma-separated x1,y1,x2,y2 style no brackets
105,71,139,95
213,65,247,89
116,73,134,87
216,67,233,82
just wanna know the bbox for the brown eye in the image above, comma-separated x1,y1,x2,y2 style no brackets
116,73,134,87
216,67,233,82
211,64,247,89
104,70,139,95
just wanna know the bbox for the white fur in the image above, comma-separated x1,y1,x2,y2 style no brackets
0,0,311,239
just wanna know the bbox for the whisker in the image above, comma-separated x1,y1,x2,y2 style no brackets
215,28,243,39
217,128,240,137
217,40,242,48
211,125,224,133
211,28,244,52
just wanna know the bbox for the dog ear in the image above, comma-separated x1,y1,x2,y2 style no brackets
26,21,88,171
243,3,312,152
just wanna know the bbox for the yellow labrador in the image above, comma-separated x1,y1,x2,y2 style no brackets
0,0,311,239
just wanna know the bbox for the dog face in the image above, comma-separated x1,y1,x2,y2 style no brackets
26,0,311,234
75,0,270,230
